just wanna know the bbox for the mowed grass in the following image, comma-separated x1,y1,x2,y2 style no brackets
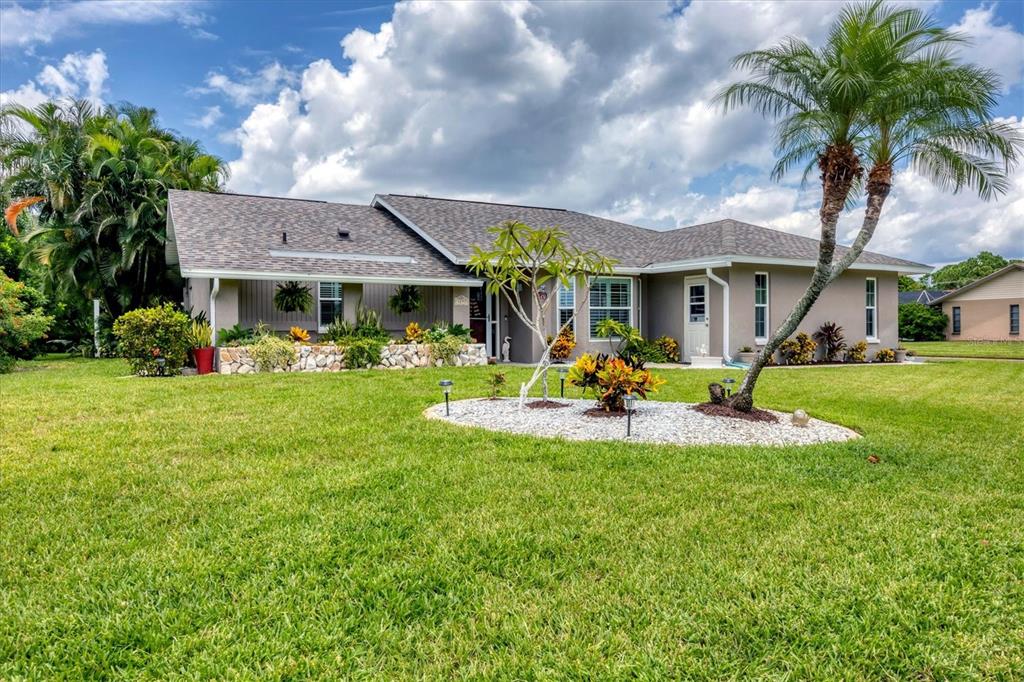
904,340,1024,359
1,357,1022,679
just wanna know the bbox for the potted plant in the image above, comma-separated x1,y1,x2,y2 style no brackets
894,344,908,363
190,320,215,375
736,345,757,364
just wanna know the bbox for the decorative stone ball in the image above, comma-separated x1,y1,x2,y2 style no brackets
791,409,810,427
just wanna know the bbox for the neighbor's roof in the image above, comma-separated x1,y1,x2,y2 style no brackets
373,194,931,273
929,262,1024,304
166,190,479,285
898,289,949,306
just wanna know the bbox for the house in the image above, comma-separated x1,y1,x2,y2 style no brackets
929,263,1023,341
898,289,948,306
166,190,931,364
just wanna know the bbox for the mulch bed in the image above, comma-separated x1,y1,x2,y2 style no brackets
526,400,571,409
583,407,626,418
693,402,779,423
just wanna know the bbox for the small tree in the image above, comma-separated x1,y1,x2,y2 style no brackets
468,221,615,408
899,302,947,341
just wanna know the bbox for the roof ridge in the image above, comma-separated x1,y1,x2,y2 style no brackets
385,193,568,212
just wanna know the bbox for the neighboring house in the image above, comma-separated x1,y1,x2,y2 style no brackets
167,190,931,364
898,289,948,306
929,263,1023,341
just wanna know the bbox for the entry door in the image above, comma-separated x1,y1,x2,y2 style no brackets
684,276,710,362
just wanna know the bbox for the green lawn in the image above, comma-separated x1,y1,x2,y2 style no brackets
2,357,1022,679
904,340,1024,359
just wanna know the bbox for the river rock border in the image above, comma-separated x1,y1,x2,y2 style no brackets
218,342,488,374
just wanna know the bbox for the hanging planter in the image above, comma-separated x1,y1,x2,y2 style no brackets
274,281,312,313
388,285,424,314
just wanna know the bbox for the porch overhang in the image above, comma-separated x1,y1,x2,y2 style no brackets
179,267,484,287
619,255,931,276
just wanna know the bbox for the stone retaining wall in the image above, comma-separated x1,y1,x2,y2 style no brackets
218,342,488,374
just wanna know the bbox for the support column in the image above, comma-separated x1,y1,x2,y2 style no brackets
452,286,470,328
214,280,240,332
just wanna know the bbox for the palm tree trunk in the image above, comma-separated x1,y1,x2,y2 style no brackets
729,145,861,412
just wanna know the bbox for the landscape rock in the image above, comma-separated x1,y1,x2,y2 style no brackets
791,409,810,427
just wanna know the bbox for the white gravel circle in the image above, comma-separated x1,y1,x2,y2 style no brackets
425,398,860,447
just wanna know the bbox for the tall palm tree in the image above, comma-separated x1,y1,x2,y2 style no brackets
715,1,1021,410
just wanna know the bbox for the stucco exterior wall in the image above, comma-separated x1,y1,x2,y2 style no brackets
185,277,211,321
942,299,1022,340
728,265,899,353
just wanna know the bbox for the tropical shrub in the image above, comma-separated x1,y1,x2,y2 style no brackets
653,335,680,362
846,340,868,363
403,321,425,343
486,371,507,398
779,332,816,365
342,337,383,369
273,281,312,313
217,323,254,346
548,327,576,361
353,306,389,341
320,317,353,343
448,323,473,342
899,302,947,341
874,347,896,363
0,272,53,373
568,352,664,412
813,322,846,362
189,320,213,348
738,345,754,353
250,334,297,372
388,285,424,314
113,303,191,376
288,326,310,343
567,352,605,396
429,334,464,366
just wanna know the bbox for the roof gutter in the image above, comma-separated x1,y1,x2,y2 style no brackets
627,256,930,275
181,267,483,288
210,277,220,350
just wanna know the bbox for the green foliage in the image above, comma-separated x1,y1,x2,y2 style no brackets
217,323,254,347
845,340,869,363
273,281,312,314
1,100,227,325
652,336,680,363
342,337,382,369
387,285,424,315
779,332,817,365
353,306,389,341
923,251,1020,290
249,334,297,372
486,371,507,398
813,322,846,362
547,327,576,361
429,334,464,367
874,347,896,363
899,302,948,341
112,303,190,376
568,353,665,412
898,275,924,292
0,272,53,372
320,317,354,343
447,323,473,342
189,320,213,348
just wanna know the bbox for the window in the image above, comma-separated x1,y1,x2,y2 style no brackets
952,306,961,335
688,283,706,322
1011,304,1019,335
754,272,769,341
558,280,576,331
318,282,343,331
589,277,631,336
865,278,878,340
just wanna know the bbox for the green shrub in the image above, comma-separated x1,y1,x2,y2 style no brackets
387,285,424,314
190,320,213,348
0,272,53,373
217,323,254,346
320,317,354,343
273,281,312,313
429,334,464,366
113,303,191,376
780,332,816,365
899,302,947,341
343,337,383,368
486,371,507,398
874,347,896,363
250,334,297,372
354,306,389,341
846,340,868,363
652,335,680,362
568,353,665,412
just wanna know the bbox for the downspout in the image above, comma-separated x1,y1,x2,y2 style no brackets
705,267,730,362
209,276,220,351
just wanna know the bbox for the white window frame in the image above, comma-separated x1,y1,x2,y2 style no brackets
588,276,633,341
865,277,878,342
754,271,769,344
318,281,343,332
557,279,576,332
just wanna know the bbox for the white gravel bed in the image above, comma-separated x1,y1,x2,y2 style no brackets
425,398,860,447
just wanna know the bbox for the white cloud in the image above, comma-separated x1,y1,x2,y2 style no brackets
0,49,108,111
186,105,223,130
220,0,1023,265
950,4,1024,91
0,0,214,47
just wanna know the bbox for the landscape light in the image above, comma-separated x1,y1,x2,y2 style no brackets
623,393,638,438
155,356,166,377
557,365,569,398
439,379,453,416
722,377,736,397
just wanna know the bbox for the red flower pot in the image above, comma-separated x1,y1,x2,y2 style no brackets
193,346,215,375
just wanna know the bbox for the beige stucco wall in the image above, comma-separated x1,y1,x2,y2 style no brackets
643,269,727,360
185,277,211,321
728,265,899,354
213,279,240,336
942,299,1022,340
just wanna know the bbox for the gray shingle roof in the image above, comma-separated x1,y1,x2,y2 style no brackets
167,190,475,284
376,194,930,271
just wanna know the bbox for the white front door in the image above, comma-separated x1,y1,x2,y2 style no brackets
684,276,710,362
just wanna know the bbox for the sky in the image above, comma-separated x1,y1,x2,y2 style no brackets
1,0,1023,266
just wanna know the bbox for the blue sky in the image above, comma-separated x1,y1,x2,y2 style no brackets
2,0,1023,265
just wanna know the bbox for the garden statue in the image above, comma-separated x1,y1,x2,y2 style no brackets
501,336,511,363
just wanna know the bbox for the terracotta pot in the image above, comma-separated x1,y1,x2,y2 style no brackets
193,346,215,375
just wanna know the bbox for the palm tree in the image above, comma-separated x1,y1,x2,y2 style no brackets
715,1,1021,411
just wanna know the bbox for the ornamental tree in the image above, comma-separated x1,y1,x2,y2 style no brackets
468,220,616,409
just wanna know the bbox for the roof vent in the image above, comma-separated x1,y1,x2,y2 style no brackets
337,229,351,240
282,231,287,244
